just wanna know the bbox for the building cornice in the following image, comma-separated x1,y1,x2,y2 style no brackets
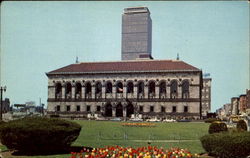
46,69,201,76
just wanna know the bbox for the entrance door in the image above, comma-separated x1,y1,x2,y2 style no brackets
105,104,112,117
126,103,134,117
116,103,123,117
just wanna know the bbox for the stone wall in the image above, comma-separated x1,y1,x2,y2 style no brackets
47,71,201,119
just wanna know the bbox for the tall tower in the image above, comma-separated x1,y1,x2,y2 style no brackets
121,7,152,60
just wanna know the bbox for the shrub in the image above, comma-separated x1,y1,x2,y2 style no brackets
204,118,221,123
200,132,250,158
236,120,247,131
208,121,228,134
0,120,6,126
0,117,81,154
50,114,60,118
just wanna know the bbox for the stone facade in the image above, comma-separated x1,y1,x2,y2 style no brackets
122,7,152,60
47,66,202,119
201,78,211,117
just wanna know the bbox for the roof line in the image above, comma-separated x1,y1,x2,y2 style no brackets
47,69,201,75
75,59,180,64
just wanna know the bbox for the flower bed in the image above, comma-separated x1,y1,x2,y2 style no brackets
121,123,156,127
70,146,198,158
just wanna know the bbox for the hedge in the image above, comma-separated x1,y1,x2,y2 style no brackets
236,120,247,131
200,132,250,158
0,117,81,154
208,121,228,134
204,118,221,123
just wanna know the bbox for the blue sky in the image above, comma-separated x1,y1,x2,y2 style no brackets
1,1,249,112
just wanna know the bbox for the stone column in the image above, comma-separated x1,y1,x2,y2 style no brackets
178,85,182,98
134,84,138,98
102,85,106,98
155,85,159,99
144,84,148,99
112,105,116,117
123,106,127,118
92,84,95,99
123,84,127,98
113,85,116,98
166,86,170,98
82,86,85,99
72,86,75,99
62,86,65,99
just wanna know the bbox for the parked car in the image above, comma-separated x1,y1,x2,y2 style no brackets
177,119,191,122
110,117,122,121
130,117,143,122
163,118,176,122
147,117,161,122
95,116,107,121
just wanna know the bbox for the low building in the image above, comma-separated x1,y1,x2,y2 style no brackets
216,103,231,120
216,108,224,120
2,98,10,113
223,103,231,116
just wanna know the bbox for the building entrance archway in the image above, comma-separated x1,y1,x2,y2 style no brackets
126,103,134,117
105,103,112,117
116,103,123,117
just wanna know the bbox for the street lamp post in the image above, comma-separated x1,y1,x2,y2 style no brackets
0,86,7,121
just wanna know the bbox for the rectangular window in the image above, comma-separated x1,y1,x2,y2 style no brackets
139,106,143,112
150,106,154,112
56,105,60,112
172,106,176,113
184,106,188,113
87,105,91,112
76,105,80,112
97,106,101,112
66,105,70,112
161,106,165,112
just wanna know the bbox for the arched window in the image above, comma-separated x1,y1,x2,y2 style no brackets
75,83,82,99
182,80,189,98
170,80,178,99
95,82,102,98
65,82,72,99
55,83,62,99
138,81,144,98
106,81,112,93
148,81,155,98
127,81,134,93
85,82,92,98
116,82,123,93
159,81,166,98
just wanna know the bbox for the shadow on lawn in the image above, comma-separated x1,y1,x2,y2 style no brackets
11,146,93,156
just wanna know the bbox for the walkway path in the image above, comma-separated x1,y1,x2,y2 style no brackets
130,139,200,143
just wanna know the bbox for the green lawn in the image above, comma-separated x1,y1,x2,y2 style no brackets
1,120,209,158
73,121,208,153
